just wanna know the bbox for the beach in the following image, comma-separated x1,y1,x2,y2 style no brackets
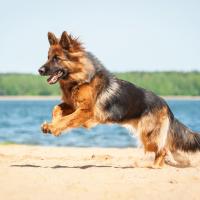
0,145,200,200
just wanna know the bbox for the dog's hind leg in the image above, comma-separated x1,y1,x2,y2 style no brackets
139,108,170,168
153,117,170,168
165,150,190,167
165,150,179,166
153,148,167,168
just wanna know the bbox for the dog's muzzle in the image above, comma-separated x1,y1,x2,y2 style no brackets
38,66,46,76
38,65,68,84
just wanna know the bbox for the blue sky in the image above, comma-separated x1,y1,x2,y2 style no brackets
0,0,200,73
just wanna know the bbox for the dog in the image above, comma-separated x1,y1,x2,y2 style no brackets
38,31,200,168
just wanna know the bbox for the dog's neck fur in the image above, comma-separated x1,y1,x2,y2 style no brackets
59,51,118,106
86,51,115,85
60,52,112,87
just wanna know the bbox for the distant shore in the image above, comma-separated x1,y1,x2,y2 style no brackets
0,96,61,101
0,95,200,101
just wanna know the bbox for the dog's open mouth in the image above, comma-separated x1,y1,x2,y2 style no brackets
47,70,66,84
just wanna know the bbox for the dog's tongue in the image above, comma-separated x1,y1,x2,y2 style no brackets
47,71,63,84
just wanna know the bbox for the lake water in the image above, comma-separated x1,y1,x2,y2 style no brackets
0,100,200,147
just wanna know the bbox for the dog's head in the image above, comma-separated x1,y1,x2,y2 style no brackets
38,31,89,85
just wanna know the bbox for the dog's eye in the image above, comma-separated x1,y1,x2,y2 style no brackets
53,55,59,62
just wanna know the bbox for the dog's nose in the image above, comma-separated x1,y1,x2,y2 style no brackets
38,67,46,75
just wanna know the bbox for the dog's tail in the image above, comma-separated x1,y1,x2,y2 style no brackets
169,118,200,152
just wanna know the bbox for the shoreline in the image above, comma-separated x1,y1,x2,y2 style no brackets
0,95,61,101
0,95,200,101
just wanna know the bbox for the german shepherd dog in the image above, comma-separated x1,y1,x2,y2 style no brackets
38,31,200,168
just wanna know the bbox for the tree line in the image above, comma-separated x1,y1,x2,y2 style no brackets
0,72,200,96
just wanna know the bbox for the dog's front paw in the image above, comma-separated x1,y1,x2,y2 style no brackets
41,121,51,134
41,122,61,136
49,126,61,136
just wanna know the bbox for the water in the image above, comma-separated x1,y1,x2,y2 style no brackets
0,100,200,147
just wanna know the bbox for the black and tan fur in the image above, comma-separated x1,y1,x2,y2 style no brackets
38,31,200,168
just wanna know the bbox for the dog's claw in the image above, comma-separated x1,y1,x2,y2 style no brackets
41,121,50,134
41,121,62,136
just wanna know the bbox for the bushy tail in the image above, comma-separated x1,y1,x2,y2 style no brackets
169,118,200,152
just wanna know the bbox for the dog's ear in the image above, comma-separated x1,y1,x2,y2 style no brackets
48,32,58,45
59,31,71,50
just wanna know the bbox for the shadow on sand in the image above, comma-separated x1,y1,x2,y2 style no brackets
10,164,134,169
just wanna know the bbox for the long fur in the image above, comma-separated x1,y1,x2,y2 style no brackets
39,31,200,167
169,118,200,152
87,51,200,153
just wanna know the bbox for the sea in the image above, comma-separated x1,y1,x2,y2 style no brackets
0,99,200,147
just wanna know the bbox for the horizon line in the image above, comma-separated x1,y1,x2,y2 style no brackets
0,70,200,74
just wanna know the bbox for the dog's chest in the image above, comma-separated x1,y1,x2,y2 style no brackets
60,84,75,106
69,84,95,110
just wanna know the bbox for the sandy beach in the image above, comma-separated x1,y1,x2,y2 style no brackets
0,145,200,200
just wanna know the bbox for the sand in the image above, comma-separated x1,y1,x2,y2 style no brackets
0,145,200,200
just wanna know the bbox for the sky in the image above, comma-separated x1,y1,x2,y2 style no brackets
0,0,200,73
